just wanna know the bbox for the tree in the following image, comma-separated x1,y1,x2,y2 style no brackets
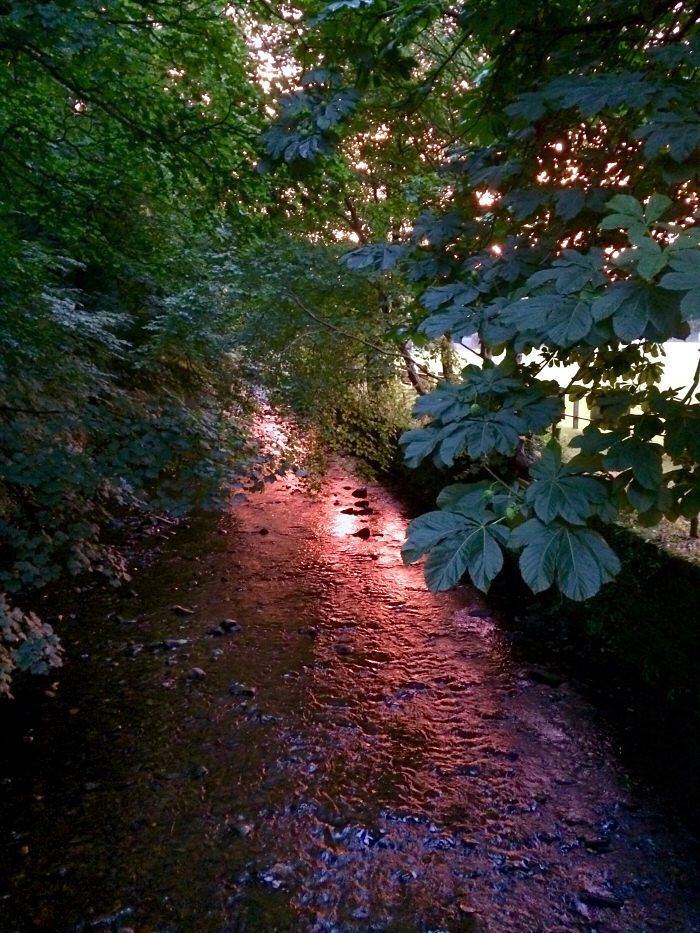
0,1,270,694
262,0,700,601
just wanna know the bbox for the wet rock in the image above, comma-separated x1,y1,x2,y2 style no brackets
355,827,378,846
580,885,625,908
259,862,294,889
163,638,189,650
229,682,256,697
299,626,319,638
171,604,195,616
220,619,241,633
351,488,367,498
259,527,269,535
187,667,206,681
499,854,549,876
460,837,479,850
87,906,135,930
340,507,358,514
456,764,482,777
351,527,371,540
228,819,254,838
334,643,354,656
254,712,280,725
425,834,457,850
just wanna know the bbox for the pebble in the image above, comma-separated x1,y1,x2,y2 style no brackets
191,765,209,779
351,488,368,498
187,668,206,681
171,605,195,616
229,682,256,697
299,626,319,637
164,638,189,650
580,885,625,908
351,527,371,540
220,619,241,633
87,906,134,929
334,643,354,656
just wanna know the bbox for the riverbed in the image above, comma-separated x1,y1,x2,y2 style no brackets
1,414,698,932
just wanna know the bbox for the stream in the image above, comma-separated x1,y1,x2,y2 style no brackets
1,412,699,933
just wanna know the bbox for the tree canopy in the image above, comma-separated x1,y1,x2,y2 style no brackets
260,0,700,600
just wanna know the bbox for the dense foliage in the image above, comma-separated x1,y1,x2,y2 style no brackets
0,1,270,693
261,0,700,601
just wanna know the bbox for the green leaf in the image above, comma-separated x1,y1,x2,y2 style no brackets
634,110,700,162
436,481,493,513
528,249,605,295
503,293,596,347
511,391,563,433
422,282,479,312
604,437,663,490
554,186,586,221
401,510,470,564
437,411,523,464
526,444,608,524
659,249,700,319
510,519,620,600
422,519,508,592
418,309,477,340
644,194,672,223
413,385,464,422
399,427,440,468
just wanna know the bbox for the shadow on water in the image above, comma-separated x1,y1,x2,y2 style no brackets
1,414,699,932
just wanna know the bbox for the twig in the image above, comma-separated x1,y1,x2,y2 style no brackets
682,352,700,404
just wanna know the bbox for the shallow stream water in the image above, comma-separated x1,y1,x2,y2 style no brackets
1,413,699,932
